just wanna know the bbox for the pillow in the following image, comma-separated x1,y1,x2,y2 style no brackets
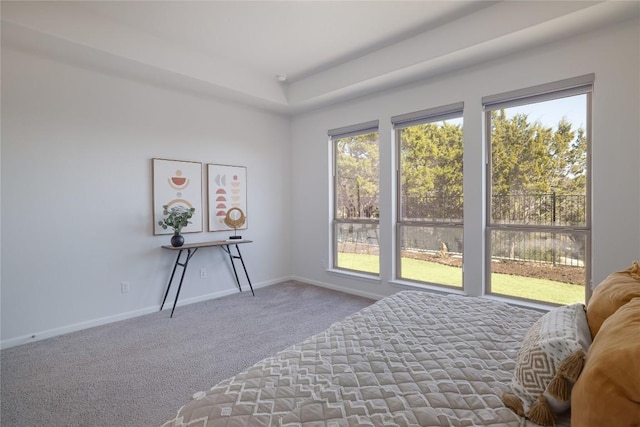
502,303,592,426
571,298,640,427
586,260,640,338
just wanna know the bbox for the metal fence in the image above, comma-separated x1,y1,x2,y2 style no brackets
399,225,463,257
402,192,585,226
397,226,585,267
491,192,586,226
337,223,585,267
490,229,586,267
337,193,586,267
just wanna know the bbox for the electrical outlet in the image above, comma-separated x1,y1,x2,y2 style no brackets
121,281,130,293
321,259,326,269
200,268,206,279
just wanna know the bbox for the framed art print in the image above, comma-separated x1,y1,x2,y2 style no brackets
207,164,247,232
152,158,203,235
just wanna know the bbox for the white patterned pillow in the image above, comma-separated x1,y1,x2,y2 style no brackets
502,303,592,426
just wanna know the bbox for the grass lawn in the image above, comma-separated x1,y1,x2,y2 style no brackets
337,252,380,274
338,252,584,305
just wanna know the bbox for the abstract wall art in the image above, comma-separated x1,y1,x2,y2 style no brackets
207,164,247,232
152,158,203,235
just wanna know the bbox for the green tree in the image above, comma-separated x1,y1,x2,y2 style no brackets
400,121,463,220
490,109,587,226
335,133,379,219
491,110,553,196
490,110,586,197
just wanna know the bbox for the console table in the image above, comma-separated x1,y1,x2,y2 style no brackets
160,239,254,317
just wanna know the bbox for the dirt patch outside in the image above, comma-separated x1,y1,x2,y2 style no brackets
402,251,584,285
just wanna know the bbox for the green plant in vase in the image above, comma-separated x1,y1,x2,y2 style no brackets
158,205,195,247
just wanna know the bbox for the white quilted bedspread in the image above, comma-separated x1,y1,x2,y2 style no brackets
163,291,571,427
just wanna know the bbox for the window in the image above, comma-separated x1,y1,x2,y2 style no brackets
483,75,592,305
330,121,380,275
393,103,464,288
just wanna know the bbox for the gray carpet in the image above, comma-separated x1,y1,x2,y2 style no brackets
0,281,374,427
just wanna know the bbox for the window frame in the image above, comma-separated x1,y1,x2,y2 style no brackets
330,120,380,275
483,75,593,304
393,103,464,288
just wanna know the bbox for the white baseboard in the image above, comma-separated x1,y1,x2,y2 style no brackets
289,275,385,301
0,277,287,350
1,306,161,350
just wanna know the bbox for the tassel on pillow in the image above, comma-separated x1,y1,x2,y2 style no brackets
502,393,524,417
557,349,585,382
547,349,586,402
528,395,557,427
547,374,570,402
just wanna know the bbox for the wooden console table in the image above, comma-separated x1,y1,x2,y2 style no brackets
160,239,254,317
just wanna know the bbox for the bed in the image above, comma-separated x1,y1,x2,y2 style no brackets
162,290,571,426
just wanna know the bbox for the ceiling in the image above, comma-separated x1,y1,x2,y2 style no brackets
76,1,493,83
2,1,639,115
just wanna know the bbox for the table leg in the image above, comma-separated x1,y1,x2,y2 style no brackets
220,244,254,296
170,248,197,318
160,250,183,312
223,244,243,292
234,245,255,296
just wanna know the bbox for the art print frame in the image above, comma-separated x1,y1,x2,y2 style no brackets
207,164,247,232
152,158,203,235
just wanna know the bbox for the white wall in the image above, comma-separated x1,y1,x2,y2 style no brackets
290,19,640,300
1,47,292,347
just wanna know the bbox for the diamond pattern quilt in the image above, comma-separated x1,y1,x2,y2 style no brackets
162,291,571,426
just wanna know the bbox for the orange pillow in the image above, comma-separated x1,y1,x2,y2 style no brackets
586,260,640,338
571,298,640,427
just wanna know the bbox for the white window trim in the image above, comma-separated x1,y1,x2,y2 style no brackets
483,76,593,304
393,103,464,288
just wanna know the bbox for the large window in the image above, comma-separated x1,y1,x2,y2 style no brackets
330,121,380,275
483,75,592,305
393,103,464,288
